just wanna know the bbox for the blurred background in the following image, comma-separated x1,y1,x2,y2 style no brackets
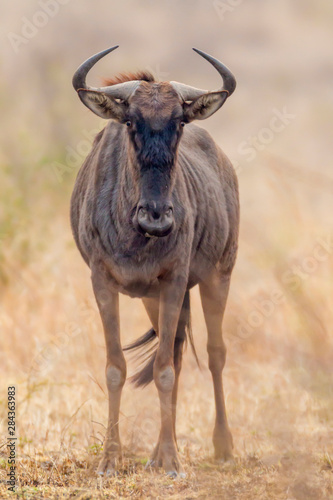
1,0,333,497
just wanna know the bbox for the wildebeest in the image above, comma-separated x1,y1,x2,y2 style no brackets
71,46,239,478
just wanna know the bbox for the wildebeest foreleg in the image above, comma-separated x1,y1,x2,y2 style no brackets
92,270,126,476
199,274,233,461
152,277,187,477
143,297,186,460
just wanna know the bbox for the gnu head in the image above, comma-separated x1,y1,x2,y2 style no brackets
72,46,236,238
72,45,236,123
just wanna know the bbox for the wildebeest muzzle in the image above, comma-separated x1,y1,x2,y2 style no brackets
135,200,174,237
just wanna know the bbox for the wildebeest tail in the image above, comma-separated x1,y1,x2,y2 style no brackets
123,290,199,388
183,290,200,368
123,328,158,387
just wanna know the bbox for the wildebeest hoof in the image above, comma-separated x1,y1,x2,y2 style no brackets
214,449,234,462
166,470,186,479
149,440,185,477
216,455,236,468
98,469,118,478
97,451,121,477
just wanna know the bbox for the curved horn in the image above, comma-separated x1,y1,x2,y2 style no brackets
72,45,141,100
170,48,236,102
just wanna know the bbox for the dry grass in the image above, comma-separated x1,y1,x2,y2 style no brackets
1,0,333,498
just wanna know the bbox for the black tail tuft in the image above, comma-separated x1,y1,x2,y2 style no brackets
130,349,157,387
123,327,156,352
123,291,199,388
182,289,200,369
123,328,158,387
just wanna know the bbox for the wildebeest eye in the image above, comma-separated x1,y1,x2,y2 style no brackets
180,121,185,127
126,120,132,127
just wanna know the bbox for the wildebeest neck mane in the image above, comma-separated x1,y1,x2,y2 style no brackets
103,71,155,87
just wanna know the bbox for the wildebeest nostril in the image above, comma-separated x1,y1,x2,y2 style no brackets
152,204,173,220
136,200,175,237
138,206,148,217
137,201,174,222
165,205,173,217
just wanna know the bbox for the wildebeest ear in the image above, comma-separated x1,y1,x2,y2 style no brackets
77,90,127,121
183,91,228,122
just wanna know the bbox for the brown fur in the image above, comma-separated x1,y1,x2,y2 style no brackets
131,81,180,113
103,70,155,87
